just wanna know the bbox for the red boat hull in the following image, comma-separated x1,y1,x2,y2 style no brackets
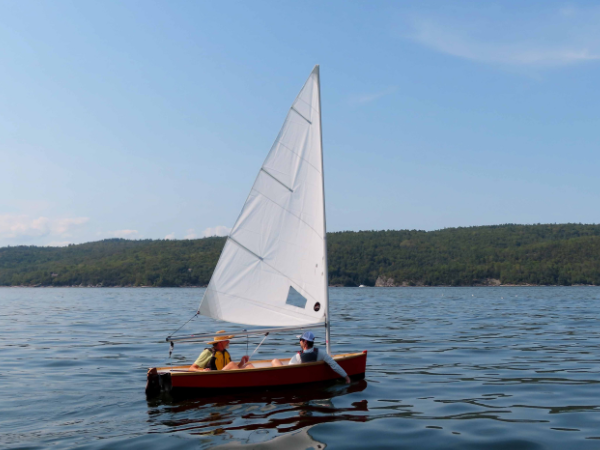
152,351,367,393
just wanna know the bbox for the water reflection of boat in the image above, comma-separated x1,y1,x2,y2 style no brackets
211,425,326,449
147,380,368,439
148,66,366,395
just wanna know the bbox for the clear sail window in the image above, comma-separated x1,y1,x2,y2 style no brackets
286,286,308,309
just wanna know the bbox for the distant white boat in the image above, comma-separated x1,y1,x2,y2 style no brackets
359,285,366,288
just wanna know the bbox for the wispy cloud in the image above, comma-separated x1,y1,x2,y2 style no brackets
406,6,600,67
184,228,197,239
203,225,231,238
349,87,397,105
112,229,139,238
45,241,71,247
164,232,176,240
0,214,89,241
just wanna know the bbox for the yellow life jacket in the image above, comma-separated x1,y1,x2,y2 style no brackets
207,347,231,370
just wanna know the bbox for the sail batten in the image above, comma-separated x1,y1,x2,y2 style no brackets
290,106,312,124
199,67,326,327
229,237,263,261
260,168,294,192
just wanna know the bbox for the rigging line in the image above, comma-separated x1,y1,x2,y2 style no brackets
244,332,269,367
167,311,199,340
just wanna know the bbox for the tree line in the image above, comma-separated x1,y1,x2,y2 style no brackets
2,224,600,287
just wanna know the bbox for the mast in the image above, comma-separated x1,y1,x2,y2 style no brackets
315,65,331,355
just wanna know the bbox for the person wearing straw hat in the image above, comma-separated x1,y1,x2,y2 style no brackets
189,331,255,371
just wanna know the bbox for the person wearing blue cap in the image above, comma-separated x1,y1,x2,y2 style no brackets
271,331,351,384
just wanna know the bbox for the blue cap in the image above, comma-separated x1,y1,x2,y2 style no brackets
299,331,315,342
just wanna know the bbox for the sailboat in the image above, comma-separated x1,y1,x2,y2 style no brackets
147,66,367,394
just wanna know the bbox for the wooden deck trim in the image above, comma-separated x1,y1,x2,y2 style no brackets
156,351,366,377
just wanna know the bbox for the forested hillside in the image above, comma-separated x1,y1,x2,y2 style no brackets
2,224,600,287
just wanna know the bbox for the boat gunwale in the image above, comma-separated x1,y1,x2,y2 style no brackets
156,351,366,377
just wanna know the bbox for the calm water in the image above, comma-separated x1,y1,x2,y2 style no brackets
2,287,600,449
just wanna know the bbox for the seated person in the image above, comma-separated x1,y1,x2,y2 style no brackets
189,331,255,371
271,331,351,384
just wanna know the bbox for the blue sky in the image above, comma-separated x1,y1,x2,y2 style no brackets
2,1,600,246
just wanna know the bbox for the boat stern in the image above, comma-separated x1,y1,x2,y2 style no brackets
145,367,172,395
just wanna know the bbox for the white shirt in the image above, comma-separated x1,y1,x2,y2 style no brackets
288,347,348,378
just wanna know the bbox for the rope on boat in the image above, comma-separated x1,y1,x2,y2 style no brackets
167,311,200,339
244,332,269,366
167,311,199,358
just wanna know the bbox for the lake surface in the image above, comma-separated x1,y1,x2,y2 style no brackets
2,287,600,449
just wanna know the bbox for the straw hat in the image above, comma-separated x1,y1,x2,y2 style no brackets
208,330,233,345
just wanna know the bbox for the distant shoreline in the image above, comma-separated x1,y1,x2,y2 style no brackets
3,224,600,287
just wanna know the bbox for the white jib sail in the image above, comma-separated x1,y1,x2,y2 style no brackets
199,66,327,327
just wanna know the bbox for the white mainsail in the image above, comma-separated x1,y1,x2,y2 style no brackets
199,66,328,327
